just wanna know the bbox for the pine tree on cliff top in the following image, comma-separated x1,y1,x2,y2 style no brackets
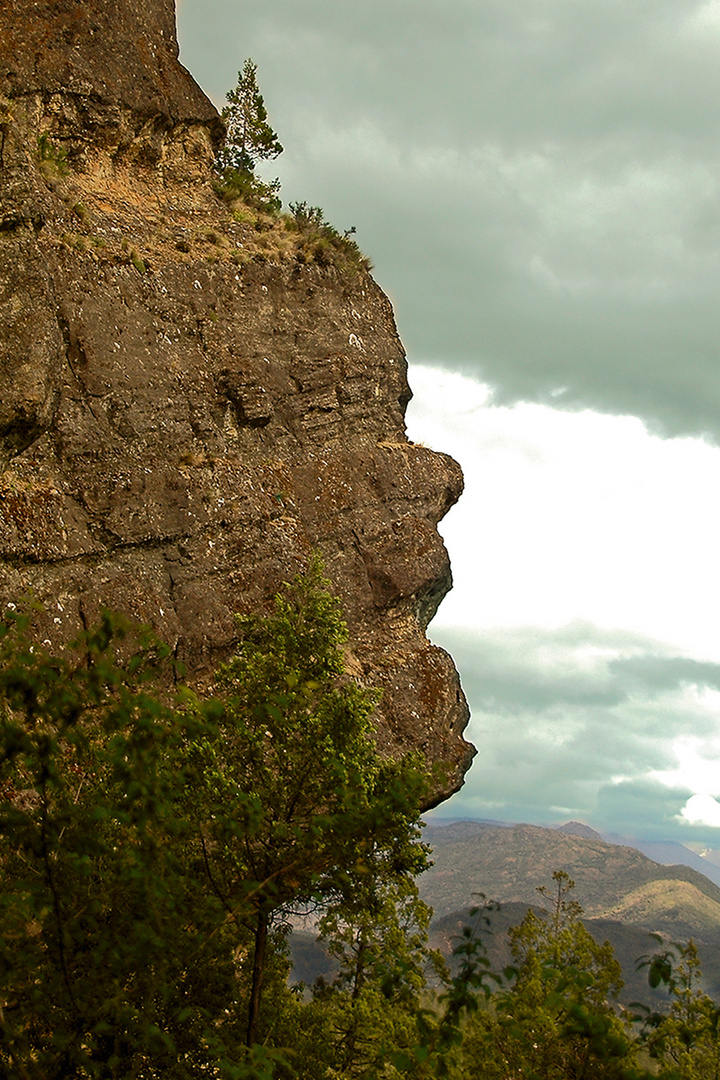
217,58,283,173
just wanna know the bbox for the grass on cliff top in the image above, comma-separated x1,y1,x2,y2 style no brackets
213,166,373,274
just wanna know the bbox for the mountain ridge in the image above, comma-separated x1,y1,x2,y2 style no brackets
420,819,720,926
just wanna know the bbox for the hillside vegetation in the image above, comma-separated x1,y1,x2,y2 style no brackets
7,590,720,1077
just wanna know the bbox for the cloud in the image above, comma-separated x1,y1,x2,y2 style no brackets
405,365,720,660
179,0,720,439
403,367,720,845
430,622,720,841
681,793,720,828
610,656,720,695
596,778,694,840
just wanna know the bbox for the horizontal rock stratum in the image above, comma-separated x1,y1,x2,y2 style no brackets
0,0,475,803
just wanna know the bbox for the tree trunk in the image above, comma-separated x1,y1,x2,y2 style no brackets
246,907,269,1046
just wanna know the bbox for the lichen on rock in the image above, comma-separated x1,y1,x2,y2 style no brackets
0,0,475,804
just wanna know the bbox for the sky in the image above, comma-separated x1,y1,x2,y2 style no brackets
177,0,720,849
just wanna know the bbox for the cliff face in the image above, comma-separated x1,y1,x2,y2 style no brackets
0,0,474,802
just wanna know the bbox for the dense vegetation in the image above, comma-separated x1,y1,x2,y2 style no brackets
0,562,427,1078
3,563,720,1078
418,820,720,1005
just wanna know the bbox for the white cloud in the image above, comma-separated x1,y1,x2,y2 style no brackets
428,621,720,832
687,0,720,36
407,363,720,659
680,793,720,828
653,730,720,795
405,363,720,835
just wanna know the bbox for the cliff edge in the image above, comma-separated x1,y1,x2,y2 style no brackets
0,0,474,802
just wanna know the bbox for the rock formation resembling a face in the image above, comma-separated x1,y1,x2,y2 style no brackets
0,0,475,805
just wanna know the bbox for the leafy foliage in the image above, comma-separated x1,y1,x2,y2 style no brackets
5,577,720,1078
213,59,284,217
391,897,505,1079
295,844,439,1077
637,939,720,1078
180,555,430,1044
0,564,430,1076
213,166,282,215
0,609,266,1078
451,873,644,1080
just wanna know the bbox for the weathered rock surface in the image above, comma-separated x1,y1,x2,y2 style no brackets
0,0,474,802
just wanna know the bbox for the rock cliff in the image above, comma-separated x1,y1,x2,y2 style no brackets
0,0,474,802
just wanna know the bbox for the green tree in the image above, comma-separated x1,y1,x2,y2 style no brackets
459,872,640,1080
0,610,251,1079
176,556,430,1047
641,939,720,1079
0,563,430,1076
383,897,504,1080
217,58,283,174
297,844,439,1078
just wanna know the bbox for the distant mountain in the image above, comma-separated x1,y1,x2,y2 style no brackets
696,846,720,870
419,820,720,998
420,820,720,923
557,820,606,841
604,835,720,891
289,820,720,1000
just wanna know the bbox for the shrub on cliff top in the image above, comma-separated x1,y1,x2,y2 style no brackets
285,201,373,273
213,165,282,215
